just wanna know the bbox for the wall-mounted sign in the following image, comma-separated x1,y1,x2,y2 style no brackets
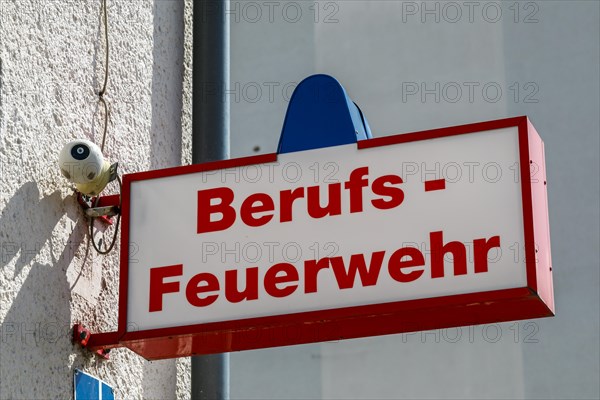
114,116,553,360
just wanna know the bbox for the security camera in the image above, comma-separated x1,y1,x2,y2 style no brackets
59,139,118,196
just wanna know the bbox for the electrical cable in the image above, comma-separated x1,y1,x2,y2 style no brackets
99,0,109,153
89,0,121,255
90,176,121,255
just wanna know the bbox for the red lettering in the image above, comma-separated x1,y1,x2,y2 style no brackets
474,236,501,273
264,263,299,297
149,231,501,310
388,247,425,283
430,231,467,278
344,167,370,213
330,251,385,289
197,167,411,230
280,187,304,222
197,187,236,234
304,258,330,293
371,175,404,210
186,272,220,307
149,264,182,312
224,267,259,302
240,193,274,227
307,183,342,218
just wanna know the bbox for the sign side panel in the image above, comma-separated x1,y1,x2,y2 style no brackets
527,119,554,313
518,118,538,293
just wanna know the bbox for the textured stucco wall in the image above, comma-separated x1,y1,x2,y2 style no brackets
0,0,191,398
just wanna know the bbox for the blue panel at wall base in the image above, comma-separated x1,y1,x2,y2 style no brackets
74,369,114,400
277,74,372,154
101,382,115,400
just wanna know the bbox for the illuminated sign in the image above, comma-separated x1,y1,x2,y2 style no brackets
115,117,553,360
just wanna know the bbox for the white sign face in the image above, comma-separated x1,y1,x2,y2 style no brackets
127,126,526,331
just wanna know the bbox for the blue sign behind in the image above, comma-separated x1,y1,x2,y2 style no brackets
74,369,114,400
277,74,372,154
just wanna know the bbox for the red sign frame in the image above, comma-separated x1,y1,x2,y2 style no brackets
111,116,553,360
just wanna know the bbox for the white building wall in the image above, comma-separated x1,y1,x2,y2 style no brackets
0,0,191,398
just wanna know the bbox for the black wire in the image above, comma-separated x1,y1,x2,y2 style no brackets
88,0,120,255
90,175,121,255
99,96,109,153
99,0,109,152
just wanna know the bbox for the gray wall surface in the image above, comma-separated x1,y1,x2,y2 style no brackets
0,0,190,398
229,1,599,399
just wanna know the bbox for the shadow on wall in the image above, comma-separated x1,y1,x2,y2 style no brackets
0,182,87,397
148,0,184,171
1,182,66,276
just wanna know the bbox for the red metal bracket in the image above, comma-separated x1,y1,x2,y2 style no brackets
72,324,124,360
76,193,120,225
93,194,121,208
